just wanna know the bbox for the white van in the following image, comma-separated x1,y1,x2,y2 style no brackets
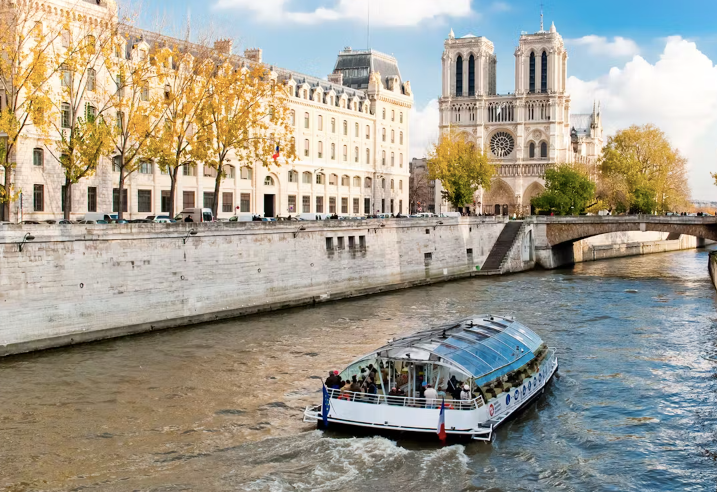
175,208,214,223
440,212,462,218
298,213,332,221
83,212,117,222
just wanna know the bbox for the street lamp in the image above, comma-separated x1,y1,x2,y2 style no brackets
182,229,198,244
18,233,35,252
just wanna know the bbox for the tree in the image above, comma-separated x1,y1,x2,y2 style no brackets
104,29,166,219
531,164,596,215
0,3,59,221
146,42,214,217
46,11,115,220
598,124,690,214
426,130,494,210
198,60,296,217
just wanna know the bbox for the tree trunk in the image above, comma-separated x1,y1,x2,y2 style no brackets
63,177,72,221
1,171,8,222
168,167,178,218
212,162,223,218
117,168,126,220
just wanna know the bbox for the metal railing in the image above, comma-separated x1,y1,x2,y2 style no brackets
326,388,484,411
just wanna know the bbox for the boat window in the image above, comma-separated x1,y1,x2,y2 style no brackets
446,337,505,368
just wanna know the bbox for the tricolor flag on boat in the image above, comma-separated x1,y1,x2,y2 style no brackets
437,398,446,442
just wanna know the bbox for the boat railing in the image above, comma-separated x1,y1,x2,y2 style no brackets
326,388,483,411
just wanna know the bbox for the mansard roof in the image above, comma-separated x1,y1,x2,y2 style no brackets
570,114,594,135
331,48,402,90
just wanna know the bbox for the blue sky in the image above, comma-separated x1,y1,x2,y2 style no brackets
137,0,717,199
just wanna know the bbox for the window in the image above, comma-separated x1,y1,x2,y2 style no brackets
33,148,43,167
355,122,359,137
139,160,152,174
456,55,463,95
203,192,215,209
304,112,309,129
288,195,296,214
331,143,336,160
529,142,535,158
399,199,403,215
326,237,333,250
400,112,403,123
316,173,324,185
353,198,359,214
182,191,195,210
541,142,548,158
349,236,355,249
33,184,44,211
316,196,324,213
115,111,125,131
341,197,348,214
303,89,308,99
391,110,395,122
289,110,295,126
382,128,386,142
529,52,536,93
116,73,125,98
391,152,395,166
382,151,386,166
353,176,361,187
61,103,71,128
113,188,128,213
341,175,349,187
161,190,170,213
399,153,403,168
219,192,233,213
87,187,97,212
343,120,348,136
302,195,310,213
364,198,370,215
366,148,370,164
342,145,347,162
85,103,96,123
141,83,149,101
365,177,372,188
391,179,395,190
304,139,310,157
391,130,395,143
541,51,548,93
138,190,152,213
382,178,386,189
359,235,366,248
329,174,337,186
354,146,359,163
318,141,323,158
264,176,275,186
241,167,253,180
61,29,70,48
87,68,96,92
366,125,370,139
399,180,403,191
112,155,122,172
302,171,312,184
468,55,476,96
60,64,71,88
240,193,251,213
381,198,385,213
331,118,336,133
329,197,337,214
226,165,235,179
182,163,196,176
318,115,323,131
382,108,386,119
390,199,394,213
400,132,403,145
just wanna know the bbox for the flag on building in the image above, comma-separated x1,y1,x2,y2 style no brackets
437,398,446,442
322,385,330,427
272,145,280,162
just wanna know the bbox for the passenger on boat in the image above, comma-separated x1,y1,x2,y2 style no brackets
447,376,462,400
419,381,427,399
350,375,361,393
460,384,472,401
340,380,352,393
325,371,341,389
388,386,405,397
424,384,438,408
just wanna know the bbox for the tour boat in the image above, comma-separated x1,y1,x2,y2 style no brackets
303,315,558,441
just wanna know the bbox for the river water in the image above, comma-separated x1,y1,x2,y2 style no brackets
2,249,717,491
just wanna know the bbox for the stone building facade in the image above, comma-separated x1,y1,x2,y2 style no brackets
438,21,603,216
1,1,412,222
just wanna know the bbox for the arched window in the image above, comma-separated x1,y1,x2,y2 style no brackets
399,153,403,167
382,108,386,119
541,51,548,93
302,171,312,184
382,128,386,142
382,178,386,189
304,112,309,128
318,141,323,158
391,130,395,143
365,177,372,188
304,139,309,157
289,110,295,126
399,112,403,123
529,52,536,93
391,110,395,121
399,180,403,191
354,146,359,162
382,150,386,165
318,115,323,131
331,118,336,133
226,165,235,178
529,142,535,158
343,145,348,161
541,141,548,158
391,152,395,166
264,176,275,186
366,125,370,139
400,132,403,145
468,55,475,96
353,176,361,187
366,148,370,164
331,143,336,160
341,175,350,186
355,122,359,137
456,55,463,96
343,120,348,135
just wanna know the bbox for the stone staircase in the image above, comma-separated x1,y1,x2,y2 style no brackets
480,221,524,273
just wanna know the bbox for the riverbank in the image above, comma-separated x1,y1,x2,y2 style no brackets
575,231,702,264
0,219,706,356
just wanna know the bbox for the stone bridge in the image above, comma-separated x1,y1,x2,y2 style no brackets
528,215,717,269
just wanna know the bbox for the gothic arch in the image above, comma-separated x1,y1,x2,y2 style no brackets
523,181,545,203
484,179,516,216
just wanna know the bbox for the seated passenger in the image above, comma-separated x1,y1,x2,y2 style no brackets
340,380,352,393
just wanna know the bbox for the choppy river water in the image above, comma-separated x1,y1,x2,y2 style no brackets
2,249,717,491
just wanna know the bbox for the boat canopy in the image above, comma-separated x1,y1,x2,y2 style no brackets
368,315,545,387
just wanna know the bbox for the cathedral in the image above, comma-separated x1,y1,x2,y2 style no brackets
438,19,603,215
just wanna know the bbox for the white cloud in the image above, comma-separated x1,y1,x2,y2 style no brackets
568,36,717,200
214,0,473,27
567,35,641,58
409,99,440,159
490,1,511,12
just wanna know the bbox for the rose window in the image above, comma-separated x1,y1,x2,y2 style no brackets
490,132,515,158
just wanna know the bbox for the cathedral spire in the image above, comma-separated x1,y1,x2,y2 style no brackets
540,2,544,31
449,28,455,40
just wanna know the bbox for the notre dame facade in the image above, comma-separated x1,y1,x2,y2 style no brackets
438,21,603,216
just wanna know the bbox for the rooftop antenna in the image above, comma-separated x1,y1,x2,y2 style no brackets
540,1,544,31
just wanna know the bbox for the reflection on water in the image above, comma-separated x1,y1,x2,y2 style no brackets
1,249,716,491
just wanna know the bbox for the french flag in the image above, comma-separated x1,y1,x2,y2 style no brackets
272,145,280,162
437,398,447,442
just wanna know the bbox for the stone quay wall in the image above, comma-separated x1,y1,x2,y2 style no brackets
0,218,509,356
574,232,702,264
709,251,717,292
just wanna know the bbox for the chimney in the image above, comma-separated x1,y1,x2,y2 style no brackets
244,48,262,63
214,39,233,55
328,72,343,86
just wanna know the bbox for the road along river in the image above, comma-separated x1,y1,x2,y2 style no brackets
1,248,716,491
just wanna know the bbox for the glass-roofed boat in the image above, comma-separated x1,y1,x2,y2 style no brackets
303,315,558,441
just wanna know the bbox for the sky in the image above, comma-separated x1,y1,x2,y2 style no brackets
134,0,717,200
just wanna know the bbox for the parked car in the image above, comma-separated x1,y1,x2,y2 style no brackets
175,208,214,223
110,219,129,224
146,215,174,223
230,214,254,222
440,212,462,218
58,220,74,225
83,212,117,222
21,220,41,224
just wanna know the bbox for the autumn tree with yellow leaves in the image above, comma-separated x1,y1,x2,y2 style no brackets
0,2,61,221
196,61,296,216
426,130,495,210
